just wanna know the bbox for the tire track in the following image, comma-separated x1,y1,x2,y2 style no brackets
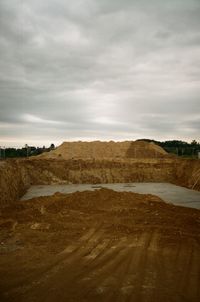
5,227,105,297
79,232,155,302
5,229,200,302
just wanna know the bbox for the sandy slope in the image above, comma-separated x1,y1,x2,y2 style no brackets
39,140,169,160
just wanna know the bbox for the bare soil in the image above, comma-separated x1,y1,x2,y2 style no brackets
0,189,200,302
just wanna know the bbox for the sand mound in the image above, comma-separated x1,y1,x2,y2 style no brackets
39,140,168,160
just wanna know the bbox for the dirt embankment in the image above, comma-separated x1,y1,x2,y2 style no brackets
0,189,200,302
0,160,30,208
175,159,200,191
23,158,176,184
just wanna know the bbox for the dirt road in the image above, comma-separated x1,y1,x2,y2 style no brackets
0,189,200,302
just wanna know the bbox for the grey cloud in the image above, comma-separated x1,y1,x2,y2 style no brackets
0,0,200,146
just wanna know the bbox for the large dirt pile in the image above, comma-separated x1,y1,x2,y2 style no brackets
39,140,168,160
0,189,200,302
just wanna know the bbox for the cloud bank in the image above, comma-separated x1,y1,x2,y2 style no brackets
0,0,200,146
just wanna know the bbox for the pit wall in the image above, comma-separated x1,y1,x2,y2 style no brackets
22,158,176,184
175,159,200,191
0,158,199,208
0,160,30,208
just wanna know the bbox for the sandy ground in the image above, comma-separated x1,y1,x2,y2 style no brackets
0,189,200,302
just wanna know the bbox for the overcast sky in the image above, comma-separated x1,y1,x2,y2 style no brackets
0,0,200,147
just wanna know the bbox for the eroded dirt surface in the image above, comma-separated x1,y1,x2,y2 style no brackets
0,189,200,302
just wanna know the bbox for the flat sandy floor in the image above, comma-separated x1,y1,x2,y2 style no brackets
21,183,200,209
1,189,200,302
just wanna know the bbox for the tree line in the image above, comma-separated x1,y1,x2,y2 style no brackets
138,139,200,157
0,144,55,159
